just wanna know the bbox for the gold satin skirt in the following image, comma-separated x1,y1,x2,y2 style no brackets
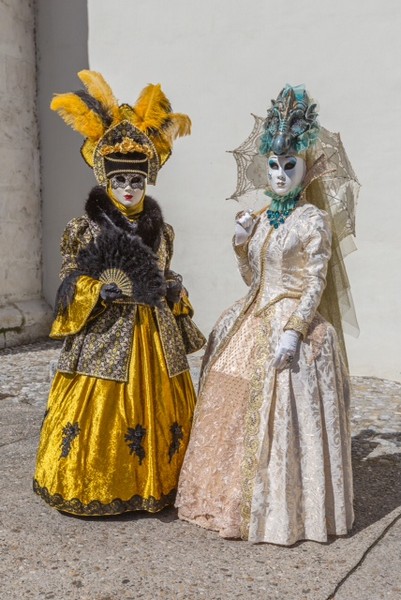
33,306,196,515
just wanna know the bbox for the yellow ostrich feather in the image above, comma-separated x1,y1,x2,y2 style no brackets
153,114,191,165
51,93,105,141
78,70,120,122
132,84,172,133
152,135,172,167
166,113,192,139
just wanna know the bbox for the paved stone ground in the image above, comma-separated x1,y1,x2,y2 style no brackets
1,340,400,599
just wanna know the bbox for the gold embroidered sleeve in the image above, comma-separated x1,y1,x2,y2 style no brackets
162,223,175,272
50,275,103,338
162,223,188,301
59,216,93,280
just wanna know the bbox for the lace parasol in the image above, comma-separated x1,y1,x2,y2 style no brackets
227,116,360,242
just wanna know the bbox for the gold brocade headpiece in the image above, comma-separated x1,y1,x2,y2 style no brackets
50,70,191,185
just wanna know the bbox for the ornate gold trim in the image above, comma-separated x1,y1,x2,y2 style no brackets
100,138,154,159
254,292,302,317
284,314,309,338
239,223,275,539
240,306,274,539
105,168,148,178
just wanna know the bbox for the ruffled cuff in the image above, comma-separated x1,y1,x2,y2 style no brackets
284,314,310,339
50,275,103,338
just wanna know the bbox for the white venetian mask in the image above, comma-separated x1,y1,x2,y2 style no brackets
109,173,146,207
267,155,306,196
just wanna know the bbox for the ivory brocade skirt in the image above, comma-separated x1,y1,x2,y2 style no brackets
176,298,354,545
33,306,196,515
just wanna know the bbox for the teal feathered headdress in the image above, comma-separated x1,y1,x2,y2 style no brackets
259,84,319,156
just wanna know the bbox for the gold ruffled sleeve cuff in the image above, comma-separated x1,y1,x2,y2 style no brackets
172,294,194,318
50,275,103,338
284,314,310,339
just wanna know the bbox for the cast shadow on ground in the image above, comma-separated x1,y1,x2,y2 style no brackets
0,339,62,356
63,504,179,525
349,429,401,535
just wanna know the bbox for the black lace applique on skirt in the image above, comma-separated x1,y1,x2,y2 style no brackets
168,422,184,462
125,424,146,464
60,422,80,458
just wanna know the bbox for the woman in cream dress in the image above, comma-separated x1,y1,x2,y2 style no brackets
176,85,356,545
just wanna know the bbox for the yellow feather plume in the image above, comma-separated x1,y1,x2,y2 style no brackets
153,135,172,167
154,114,191,166
132,84,172,133
78,70,120,122
166,113,192,139
51,93,105,141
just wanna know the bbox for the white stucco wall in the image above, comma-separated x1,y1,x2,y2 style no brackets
85,0,401,381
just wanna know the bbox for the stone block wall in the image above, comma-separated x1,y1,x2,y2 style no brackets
0,0,52,348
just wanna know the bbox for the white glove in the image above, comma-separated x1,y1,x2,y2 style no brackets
273,330,301,370
234,211,255,246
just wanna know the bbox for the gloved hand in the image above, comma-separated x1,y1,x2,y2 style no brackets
100,283,123,302
273,330,301,369
234,211,255,246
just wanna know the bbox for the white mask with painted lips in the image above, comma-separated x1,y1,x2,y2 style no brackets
267,155,306,196
109,173,146,207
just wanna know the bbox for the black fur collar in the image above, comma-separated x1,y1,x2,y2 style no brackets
85,186,164,251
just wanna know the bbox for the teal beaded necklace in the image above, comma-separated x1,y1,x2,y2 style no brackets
265,186,302,229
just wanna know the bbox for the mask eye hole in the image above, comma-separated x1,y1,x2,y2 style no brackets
115,175,126,183
129,176,143,186
268,159,279,170
284,158,297,171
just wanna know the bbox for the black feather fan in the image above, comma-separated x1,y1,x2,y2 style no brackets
75,227,166,307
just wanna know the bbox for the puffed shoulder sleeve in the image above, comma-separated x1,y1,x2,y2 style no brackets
59,216,93,280
51,216,103,338
284,207,332,337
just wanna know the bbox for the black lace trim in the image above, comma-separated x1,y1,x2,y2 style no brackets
60,421,80,458
33,479,176,515
125,424,146,464
168,422,184,463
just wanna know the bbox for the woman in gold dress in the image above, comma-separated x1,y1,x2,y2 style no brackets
176,85,358,545
33,71,205,516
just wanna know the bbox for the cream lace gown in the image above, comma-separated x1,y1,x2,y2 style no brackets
176,203,354,545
